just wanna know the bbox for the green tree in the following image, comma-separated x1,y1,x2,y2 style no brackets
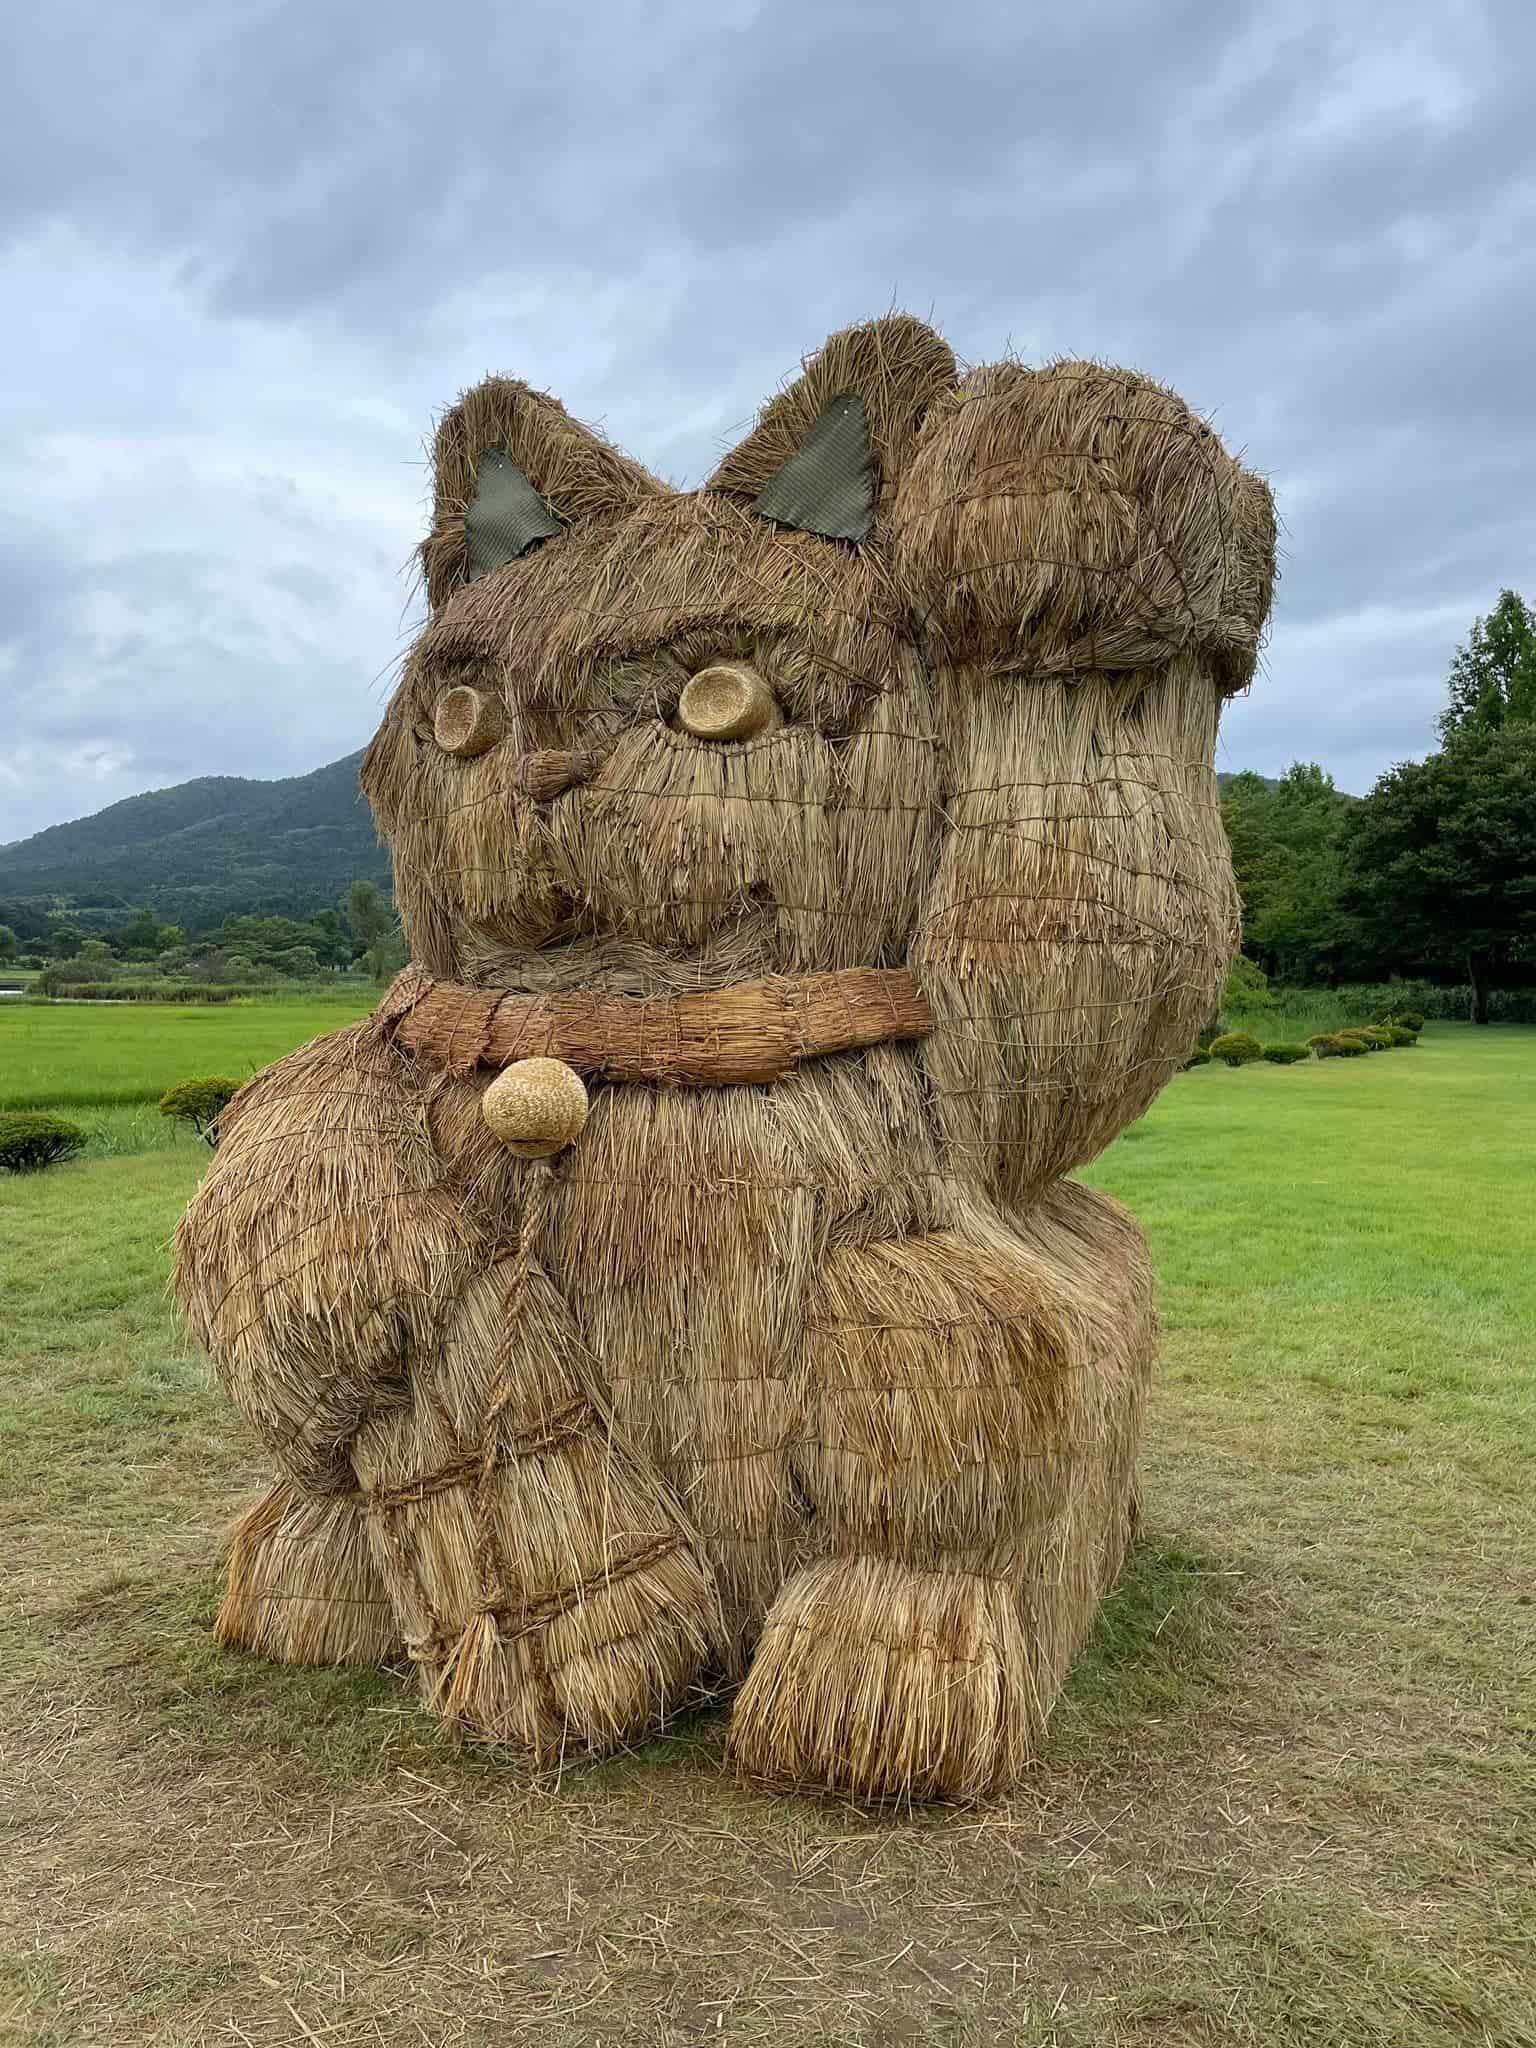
78,938,116,975
1219,770,1276,922
113,906,168,955
1221,764,1360,983
1343,724,1536,1024
1439,590,1536,741
346,879,404,983
0,925,16,963
304,907,353,969
0,899,54,946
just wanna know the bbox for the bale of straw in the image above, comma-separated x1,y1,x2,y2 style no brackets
911,654,1241,1200
481,1057,589,1156
176,313,1272,1803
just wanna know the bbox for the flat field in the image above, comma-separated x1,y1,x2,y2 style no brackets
2,1017,1532,2045
0,990,375,1113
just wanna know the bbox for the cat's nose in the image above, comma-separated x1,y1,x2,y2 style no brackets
677,663,779,740
518,748,595,801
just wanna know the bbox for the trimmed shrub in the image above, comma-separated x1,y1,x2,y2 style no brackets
1304,1032,1336,1049
1356,1026,1394,1050
160,1075,243,1145
1311,1035,1345,1059
1261,1042,1310,1064
1332,1035,1368,1058
0,1112,87,1173
1372,1004,1427,1032
1184,1048,1213,1068
1209,1031,1263,1068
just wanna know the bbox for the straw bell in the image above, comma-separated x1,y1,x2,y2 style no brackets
482,1058,589,1157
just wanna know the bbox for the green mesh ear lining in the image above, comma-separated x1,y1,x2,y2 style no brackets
465,450,563,580
753,394,876,543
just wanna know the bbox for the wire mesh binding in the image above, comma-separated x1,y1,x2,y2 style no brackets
175,314,1275,1805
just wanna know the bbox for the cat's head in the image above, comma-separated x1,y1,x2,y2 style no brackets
362,315,1273,997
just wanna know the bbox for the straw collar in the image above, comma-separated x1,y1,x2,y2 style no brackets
376,964,933,1090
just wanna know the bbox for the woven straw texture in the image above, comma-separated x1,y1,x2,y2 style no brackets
175,314,1274,1805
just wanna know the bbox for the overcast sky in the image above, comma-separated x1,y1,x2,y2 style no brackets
2,0,1532,841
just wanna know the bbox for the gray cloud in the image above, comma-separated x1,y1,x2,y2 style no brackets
2,0,1532,839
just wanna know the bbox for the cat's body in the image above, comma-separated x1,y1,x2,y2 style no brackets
176,317,1274,1800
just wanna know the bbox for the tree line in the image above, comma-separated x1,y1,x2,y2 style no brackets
1225,589,1536,1022
0,881,403,986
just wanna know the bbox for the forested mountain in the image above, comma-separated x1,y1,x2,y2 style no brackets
0,752,390,931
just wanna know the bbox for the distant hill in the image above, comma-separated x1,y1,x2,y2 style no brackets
0,752,390,930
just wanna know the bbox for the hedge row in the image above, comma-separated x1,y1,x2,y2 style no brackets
1193,1014,1423,1071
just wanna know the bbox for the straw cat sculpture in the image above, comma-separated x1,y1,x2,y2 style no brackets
175,316,1274,1802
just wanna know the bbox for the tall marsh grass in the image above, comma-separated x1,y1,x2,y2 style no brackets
1224,989,1358,1043
79,1106,198,1158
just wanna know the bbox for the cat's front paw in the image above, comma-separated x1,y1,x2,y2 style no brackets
728,1554,1042,1804
431,1534,719,1758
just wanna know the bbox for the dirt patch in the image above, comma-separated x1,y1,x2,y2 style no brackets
7,1419,1534,2046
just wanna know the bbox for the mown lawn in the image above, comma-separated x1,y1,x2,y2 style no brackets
2,1022,1533,2046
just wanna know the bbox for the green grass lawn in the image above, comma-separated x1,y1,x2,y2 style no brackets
0,989,374,1111
3,1022,1533,2046
1080,1027,1533,1461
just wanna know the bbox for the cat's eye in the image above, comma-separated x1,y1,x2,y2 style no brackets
675,664,780,741
433,685,504,757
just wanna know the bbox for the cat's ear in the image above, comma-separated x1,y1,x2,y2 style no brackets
422,378,665,609
707,315,957,543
